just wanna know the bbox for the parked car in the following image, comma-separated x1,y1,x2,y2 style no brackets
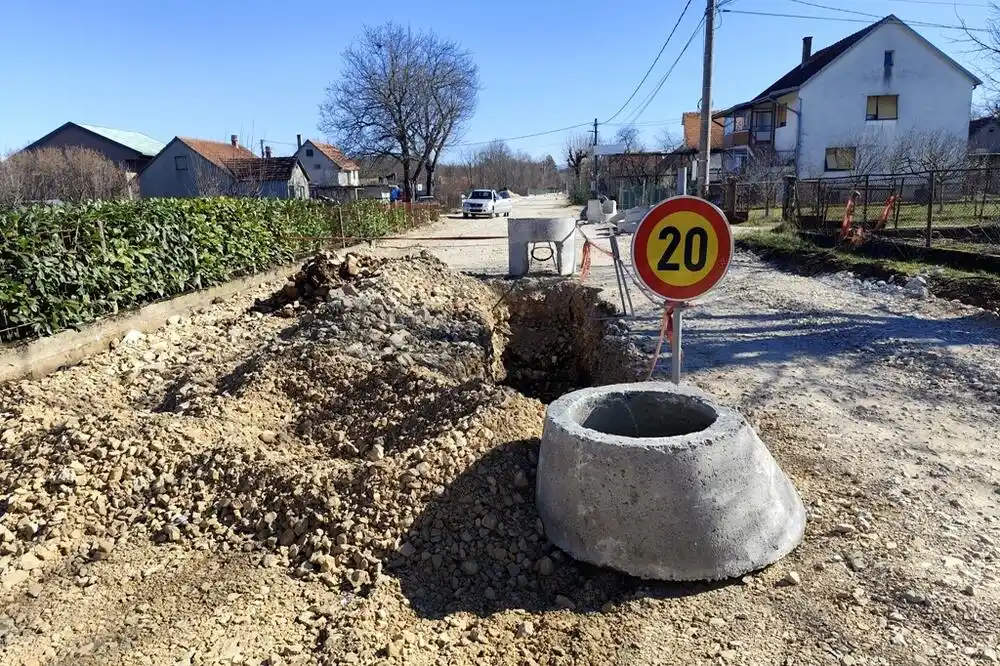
462,189,513,218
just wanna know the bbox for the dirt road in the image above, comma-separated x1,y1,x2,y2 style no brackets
1,194,998,665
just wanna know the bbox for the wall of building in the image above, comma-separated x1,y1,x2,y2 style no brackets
295,143,360,187
774,92,800,154
27,125,147,172
139,141,226,197
796,22,975,178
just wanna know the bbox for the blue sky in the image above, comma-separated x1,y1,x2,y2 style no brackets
0,0,993,162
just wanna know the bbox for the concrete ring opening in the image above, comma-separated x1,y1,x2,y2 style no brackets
569,389,718,438
537,382,806,582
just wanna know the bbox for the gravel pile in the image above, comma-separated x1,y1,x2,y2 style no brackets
0,250,643,664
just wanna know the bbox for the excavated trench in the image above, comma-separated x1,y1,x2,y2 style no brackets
493,279,644,403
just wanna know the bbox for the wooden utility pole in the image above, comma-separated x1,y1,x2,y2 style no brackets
592,118,599,197
697,0,716,198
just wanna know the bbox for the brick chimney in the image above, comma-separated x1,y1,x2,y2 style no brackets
802,36,812,65
264,146,272,159
230,134,238,147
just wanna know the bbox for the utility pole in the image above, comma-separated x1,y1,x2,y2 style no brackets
260,139,265,158
697,0,716,198
592,118,599,198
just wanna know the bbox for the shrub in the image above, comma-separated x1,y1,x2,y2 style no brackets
0,197,439,341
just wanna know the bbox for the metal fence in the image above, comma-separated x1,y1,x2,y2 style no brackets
606,174,677,210
789,167,1000,252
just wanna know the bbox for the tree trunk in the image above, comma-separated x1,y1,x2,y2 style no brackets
425,165,434,197
402,160,413,200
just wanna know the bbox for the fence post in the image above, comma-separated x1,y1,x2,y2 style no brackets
725,177,737,221
338,205,347,249
862,174,870,224
782,175,796,221
925,170,935,249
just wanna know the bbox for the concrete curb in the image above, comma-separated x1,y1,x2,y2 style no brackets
536,381,806,581
0,261,304,384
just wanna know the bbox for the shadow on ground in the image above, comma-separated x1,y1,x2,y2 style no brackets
390,437,735,619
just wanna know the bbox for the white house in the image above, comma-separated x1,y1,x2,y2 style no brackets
713,15,981,178
295,140,361,187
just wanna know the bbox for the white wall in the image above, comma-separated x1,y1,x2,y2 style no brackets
295,142,359,187
774,91,799,154
796,22,975,178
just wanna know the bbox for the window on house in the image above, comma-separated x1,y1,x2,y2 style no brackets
174,155,188,171
305,148,314,157
884,50,894,78
866,95,898,120
825,147,856,171
313,163,321,169
776,105,787,128
734,110,749,132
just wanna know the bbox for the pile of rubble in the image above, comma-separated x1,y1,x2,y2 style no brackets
0,250,643,663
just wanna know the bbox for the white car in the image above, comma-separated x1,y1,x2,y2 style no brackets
462,189,512,218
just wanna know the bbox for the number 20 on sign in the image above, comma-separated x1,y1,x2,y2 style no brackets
632,195,733,302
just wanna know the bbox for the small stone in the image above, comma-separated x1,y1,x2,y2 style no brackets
366,444,385,461
841,655,857,666
262,554,279,568
162,525,182,542
26,583,42,598
259,430,278,444
888,611,905,622
536,556,554,576
516,621,535,637
962,584,976,597
399,542,416,558
513,470,529,488
167,315,182,326
2,570,29,590
708,617,726,628
121,330,145,345
781,571,801,586
830,523,857,535
847,553,867,571
460,560,479,576
901,589,927,605
19,552,43,570
554,595,575,610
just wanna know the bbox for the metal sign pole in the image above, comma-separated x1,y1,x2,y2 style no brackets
671,304,683,384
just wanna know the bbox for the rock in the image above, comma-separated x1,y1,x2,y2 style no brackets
259,430,278,444
2,569,29,590
460,560,479,576
900,589,927,605
17,522,38,540
366,444,385,461
341,255,361,278
19,552,42,570
536,556,554,576
513,470,530,488
26,583,42,598
162,525,182,542
846,553,867,571
962,584,976,597
121,330,145,345
516,620,535,637
888,611,905,622
554,595,575,610
52,467,78,486
830,523,857,535
708,617,726,628
781,571,802,586
399,542,416,558
841,655,857,666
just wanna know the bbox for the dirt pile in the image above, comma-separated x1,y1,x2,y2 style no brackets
0,251,643,664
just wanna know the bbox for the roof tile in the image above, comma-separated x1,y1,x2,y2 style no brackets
308,141,360,171
178,137,256,169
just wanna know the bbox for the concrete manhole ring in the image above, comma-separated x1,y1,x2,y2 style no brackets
536,382,806,581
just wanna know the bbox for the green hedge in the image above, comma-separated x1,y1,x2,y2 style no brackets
0,197,439,341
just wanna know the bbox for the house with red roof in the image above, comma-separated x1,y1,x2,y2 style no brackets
295,140,361,187
139,135,308,198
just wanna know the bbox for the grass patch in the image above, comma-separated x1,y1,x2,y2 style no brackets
737,229,1000,311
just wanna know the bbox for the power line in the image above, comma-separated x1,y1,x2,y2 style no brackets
839,0,989,6
623,16,707,127
601,0,695,124
786,0,881,19
720,8,987,30
452,122,593,148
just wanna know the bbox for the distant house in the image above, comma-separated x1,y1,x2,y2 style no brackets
139,136,308,198
668,112,725,182
712,15,981,178
969,116,1000,155
20,121,165,175
295,140,360,187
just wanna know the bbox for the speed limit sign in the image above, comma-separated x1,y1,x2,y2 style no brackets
632,195,733,302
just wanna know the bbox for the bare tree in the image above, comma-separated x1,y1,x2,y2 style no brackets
0,147,129,206
962,7,1000,103
740,146,795,217
319,22,478,200
891,129,969,210
565,132,591,183
614,126,644,153
655,128,682,153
